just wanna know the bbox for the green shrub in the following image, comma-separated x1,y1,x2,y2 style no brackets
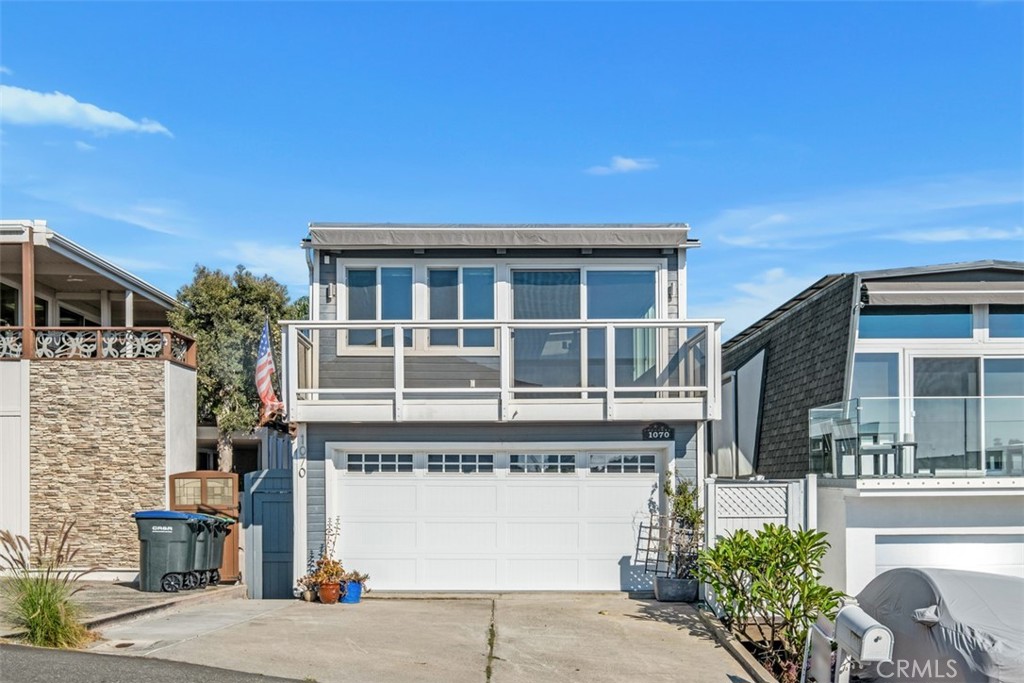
0,521,97,648
697,524,845,677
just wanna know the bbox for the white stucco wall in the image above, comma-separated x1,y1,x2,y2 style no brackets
818,481,1024,595
165,363,198,497
0,360,30,537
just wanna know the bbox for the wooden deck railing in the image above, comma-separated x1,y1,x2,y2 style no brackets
0,326,197,368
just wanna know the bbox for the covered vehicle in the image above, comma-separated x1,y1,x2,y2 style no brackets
855,568,1024,683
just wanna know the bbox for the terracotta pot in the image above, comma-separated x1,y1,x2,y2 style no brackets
319,582,342,604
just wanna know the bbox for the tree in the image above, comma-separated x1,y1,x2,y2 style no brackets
169,265,305,472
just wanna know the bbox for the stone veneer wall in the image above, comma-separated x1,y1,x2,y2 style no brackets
29,360,166,568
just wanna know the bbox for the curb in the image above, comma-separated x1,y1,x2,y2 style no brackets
0,584,246,639
696,607,777,683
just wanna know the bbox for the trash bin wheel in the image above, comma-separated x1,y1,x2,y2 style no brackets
183,572,200,590
211,569,221,585
198,571,209,588
161,573,183,593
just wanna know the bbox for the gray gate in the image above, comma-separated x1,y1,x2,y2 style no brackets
243,469,293,599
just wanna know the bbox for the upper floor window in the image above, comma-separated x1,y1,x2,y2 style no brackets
990,304,1024,338
858,305,972,339
428,267,495,348
346,267,412,347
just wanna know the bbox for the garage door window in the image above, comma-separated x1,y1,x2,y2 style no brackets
428,453,494,473
347,453,414,473
590,454,656,474
510,454,576,474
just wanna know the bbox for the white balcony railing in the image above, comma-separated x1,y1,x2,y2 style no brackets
281,319,722,424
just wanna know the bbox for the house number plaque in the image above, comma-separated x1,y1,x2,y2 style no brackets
642,423,674,440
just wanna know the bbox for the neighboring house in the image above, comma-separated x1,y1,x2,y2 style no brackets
0,220,197,578
713,260,1024,594
280,223,722,591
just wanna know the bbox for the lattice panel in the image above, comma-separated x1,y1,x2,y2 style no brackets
716,485,788,518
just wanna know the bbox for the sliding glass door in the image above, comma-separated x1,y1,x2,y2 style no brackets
586,271,657,390
511,270,581,393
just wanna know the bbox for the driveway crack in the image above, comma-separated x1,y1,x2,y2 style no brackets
485,598,497,682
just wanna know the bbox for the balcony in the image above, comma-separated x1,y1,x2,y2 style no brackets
281,319,721,423
809,396,1024,478
0,326,197,368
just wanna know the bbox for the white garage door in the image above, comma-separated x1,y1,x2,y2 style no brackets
326,450,663,591
875,534,1024,579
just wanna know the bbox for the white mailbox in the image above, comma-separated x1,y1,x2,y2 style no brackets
834,604,894,663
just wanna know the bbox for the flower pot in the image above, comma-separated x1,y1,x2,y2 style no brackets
301,589,315,602
654,577,699,603
341,581,363,604
318,582,342,604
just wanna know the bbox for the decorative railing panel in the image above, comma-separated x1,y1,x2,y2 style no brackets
0,327,196,368
0,327,23,359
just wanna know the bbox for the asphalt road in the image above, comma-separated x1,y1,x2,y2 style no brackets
0,644,302,683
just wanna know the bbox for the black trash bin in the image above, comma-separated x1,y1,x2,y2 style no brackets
133,511,198,593
206,517,233,585
185,513,215,589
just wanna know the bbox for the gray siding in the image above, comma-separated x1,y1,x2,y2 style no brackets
320,355,499,389
304,421,697,554
722,275,856,479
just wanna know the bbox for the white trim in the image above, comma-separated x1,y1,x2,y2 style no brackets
292,423,308,584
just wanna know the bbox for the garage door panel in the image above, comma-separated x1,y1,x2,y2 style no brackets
423,522,498,552
339,522,417,553
585,484,657,516
424,559,498,589
339,483,418,515
422,484,498,514
507,485,580,516
345,558,417,589
508,522,580,553
585,557,653,591
506,559,580,589
585,521,643,554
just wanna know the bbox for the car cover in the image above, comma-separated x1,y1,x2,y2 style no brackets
854,568,1024,683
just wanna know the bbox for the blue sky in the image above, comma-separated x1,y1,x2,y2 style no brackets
1,2,1021,337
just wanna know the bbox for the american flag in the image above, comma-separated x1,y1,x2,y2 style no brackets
256,321,284,420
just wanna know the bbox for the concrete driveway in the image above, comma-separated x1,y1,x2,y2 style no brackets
92,594,752,683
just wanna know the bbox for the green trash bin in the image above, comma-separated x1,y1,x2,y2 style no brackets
185,513,215,589
133,511,197,593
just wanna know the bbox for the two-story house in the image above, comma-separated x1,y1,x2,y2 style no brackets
280,223,722,592
713,260,1024,594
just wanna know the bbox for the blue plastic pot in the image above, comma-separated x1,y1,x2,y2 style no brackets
341,581,362,603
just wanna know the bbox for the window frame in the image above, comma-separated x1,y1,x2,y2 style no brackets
334,258,668,357
426,266,498,350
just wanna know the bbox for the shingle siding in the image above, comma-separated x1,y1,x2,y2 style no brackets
723,275,855,479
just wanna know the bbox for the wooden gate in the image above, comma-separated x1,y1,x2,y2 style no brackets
169,471,241,582
243,470,293,599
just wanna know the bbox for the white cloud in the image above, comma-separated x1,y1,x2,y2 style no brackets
74,140,96,152
0,84,171,136
690,267,820,339
883,226,1024,243
223,241,309,289
585,155,658,175
0,66,12,76
705,174,1022,249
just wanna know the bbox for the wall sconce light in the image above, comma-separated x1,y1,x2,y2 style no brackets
326,282,336,302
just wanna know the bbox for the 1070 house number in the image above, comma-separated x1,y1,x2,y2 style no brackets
642,423,674,440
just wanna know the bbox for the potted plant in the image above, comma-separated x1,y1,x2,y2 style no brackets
313,518,345,604
654,477,703,602
340,570,370,604
296,550,318,601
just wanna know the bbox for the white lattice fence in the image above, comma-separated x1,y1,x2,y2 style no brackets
705,475,817,546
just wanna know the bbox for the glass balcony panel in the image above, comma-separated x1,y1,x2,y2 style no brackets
512,328,581,397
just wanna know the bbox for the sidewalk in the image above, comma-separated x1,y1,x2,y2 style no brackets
0,581,243,639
